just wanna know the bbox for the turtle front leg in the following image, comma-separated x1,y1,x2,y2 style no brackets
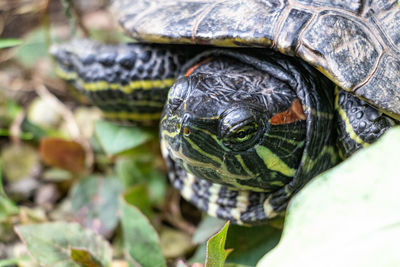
335,87,398,159
51,39,198,124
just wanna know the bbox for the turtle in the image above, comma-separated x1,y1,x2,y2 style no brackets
51,0,400,225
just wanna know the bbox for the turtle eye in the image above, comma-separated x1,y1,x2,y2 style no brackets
223,122,259,149
219,107,263,151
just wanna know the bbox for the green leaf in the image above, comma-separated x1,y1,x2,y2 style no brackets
116,157,151,187
193,218,280,267
257,126,400,267
0,159,19,221
205,221,232,267
192,216,227,244
123,185,153,219
120,191,166,267
0,256,30,267
95,120,152,155
70,247,103,267
116,157,167,205
0,161,19,243
0,160,6,197
70,176,123,237
15,28,48,68
21,118,50,141
15,222,112,267
0,99,23,127
0,38,22,49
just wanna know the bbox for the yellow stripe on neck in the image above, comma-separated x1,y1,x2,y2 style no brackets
81,78,176,94
103,111,161,121
56,66,176,94
55,66,78,80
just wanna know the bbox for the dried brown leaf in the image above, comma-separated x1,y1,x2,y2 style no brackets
40,137,85,173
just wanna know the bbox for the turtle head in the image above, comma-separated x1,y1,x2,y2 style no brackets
161,57,310,192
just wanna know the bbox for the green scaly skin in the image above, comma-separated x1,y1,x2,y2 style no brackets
51,39,204,124
52,40,397,224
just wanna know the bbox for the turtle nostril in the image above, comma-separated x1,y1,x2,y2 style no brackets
183,127,190,136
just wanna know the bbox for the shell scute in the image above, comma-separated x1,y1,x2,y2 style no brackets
356,54,400,117
371,2,400,50
298,12,380,89
276,8,313,55
295,0,364,14
193,0,286,46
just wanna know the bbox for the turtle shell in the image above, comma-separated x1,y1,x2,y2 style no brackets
111,0,400,119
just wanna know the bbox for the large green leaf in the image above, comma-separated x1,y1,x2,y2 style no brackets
95,120,153,155
258,127,400,267
119,191,166,267
15,222,112,267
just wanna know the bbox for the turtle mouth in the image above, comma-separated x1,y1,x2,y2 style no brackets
161,137,265,192
167,141,254,181
160,113,261,189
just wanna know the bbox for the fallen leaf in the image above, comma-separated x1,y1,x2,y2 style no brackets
40,137,85,173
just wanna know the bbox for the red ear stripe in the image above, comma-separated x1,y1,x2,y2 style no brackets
270,99,306,125
185,58,212,77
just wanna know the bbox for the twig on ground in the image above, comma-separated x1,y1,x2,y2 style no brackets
163,189,196,235
9,111,25,145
